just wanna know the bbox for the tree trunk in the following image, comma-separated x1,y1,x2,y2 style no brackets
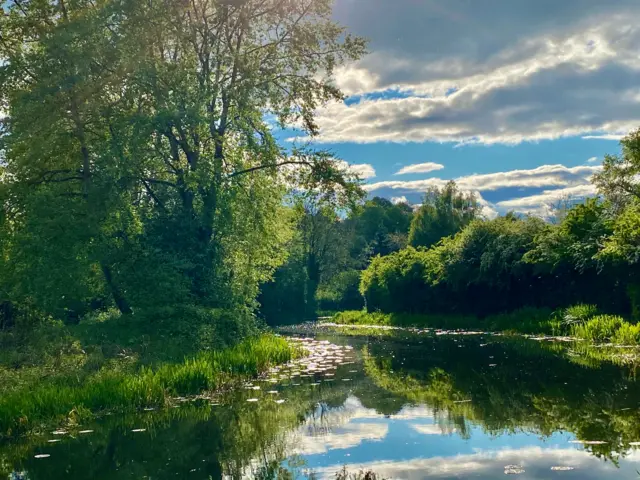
101,264,133,315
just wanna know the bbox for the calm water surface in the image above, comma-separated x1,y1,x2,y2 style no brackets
4,329,640,479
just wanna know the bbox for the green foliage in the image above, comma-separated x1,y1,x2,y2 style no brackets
360,247,443,313
611,322,640,345
409,181,481,248
332,308,559,334
361,216,556,315
0,333,300,437
349,197,414,263
561,304,599,325
593,127,640,209
316,270,364,312
571,315,625,342
0,0,366,322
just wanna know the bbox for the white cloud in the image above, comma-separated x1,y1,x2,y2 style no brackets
391,196,408,205
297,2,640,145
496,184,598,217
365,164,601,193
395,162,445,175
337,161,376,179
587,156,599,163
583,134,626,140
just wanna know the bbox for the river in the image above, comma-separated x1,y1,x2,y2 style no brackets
3,327,640,479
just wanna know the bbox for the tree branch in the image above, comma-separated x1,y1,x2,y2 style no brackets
227,160,313,179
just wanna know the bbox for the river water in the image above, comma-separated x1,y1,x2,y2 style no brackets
3,327,640,479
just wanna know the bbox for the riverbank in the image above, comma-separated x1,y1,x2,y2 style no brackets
0,307,304,438
330,307,640,344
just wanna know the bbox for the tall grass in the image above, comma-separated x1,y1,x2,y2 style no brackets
0,334,301,437
570,315,625,343
562,304,599,325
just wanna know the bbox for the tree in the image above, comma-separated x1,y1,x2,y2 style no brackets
349,197,413,265
0,0,366,317
408,181,480,248
593,128,640,210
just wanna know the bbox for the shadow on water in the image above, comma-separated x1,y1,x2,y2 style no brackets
4,331,640,479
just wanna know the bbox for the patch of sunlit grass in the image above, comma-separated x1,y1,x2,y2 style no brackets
0,334,300,438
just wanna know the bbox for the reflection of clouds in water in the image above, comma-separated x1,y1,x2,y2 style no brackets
292,422,389,455
312,447,640,479
289,396,387,455
410,423,455,436
391,405,434,420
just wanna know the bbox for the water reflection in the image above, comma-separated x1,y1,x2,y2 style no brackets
3,332,640,479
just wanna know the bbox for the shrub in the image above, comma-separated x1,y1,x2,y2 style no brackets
360,247,443,313
562,304,599,326
611,322,640,345
571,315,625,342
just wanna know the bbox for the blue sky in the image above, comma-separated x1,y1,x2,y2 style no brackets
281,0,640,218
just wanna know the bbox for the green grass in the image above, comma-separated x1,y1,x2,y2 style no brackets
332,308,560,335
0,334,301,437
333,306,640,345
571,315,625,342
562,304,599,325
612,322,640,345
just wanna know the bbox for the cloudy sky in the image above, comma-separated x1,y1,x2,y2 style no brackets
278,0,640,217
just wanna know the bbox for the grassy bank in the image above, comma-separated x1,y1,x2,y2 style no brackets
331,308,562,335
0,307,303,438
331,306,640,344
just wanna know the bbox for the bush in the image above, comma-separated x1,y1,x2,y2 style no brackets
562,304,599,326
611,322,640,345
360,247,443,313
571,315,625,342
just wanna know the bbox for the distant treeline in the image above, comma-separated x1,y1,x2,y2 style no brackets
262,129,640,322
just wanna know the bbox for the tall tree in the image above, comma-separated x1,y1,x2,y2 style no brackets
409,181,481,249
593,128,640,210
349,197,413,265
0,0,366,316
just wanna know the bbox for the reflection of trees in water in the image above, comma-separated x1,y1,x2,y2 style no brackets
362,335,640,464
302,400,365,437
8,334,640,478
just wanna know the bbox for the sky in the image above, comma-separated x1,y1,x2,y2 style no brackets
277,0,640,218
